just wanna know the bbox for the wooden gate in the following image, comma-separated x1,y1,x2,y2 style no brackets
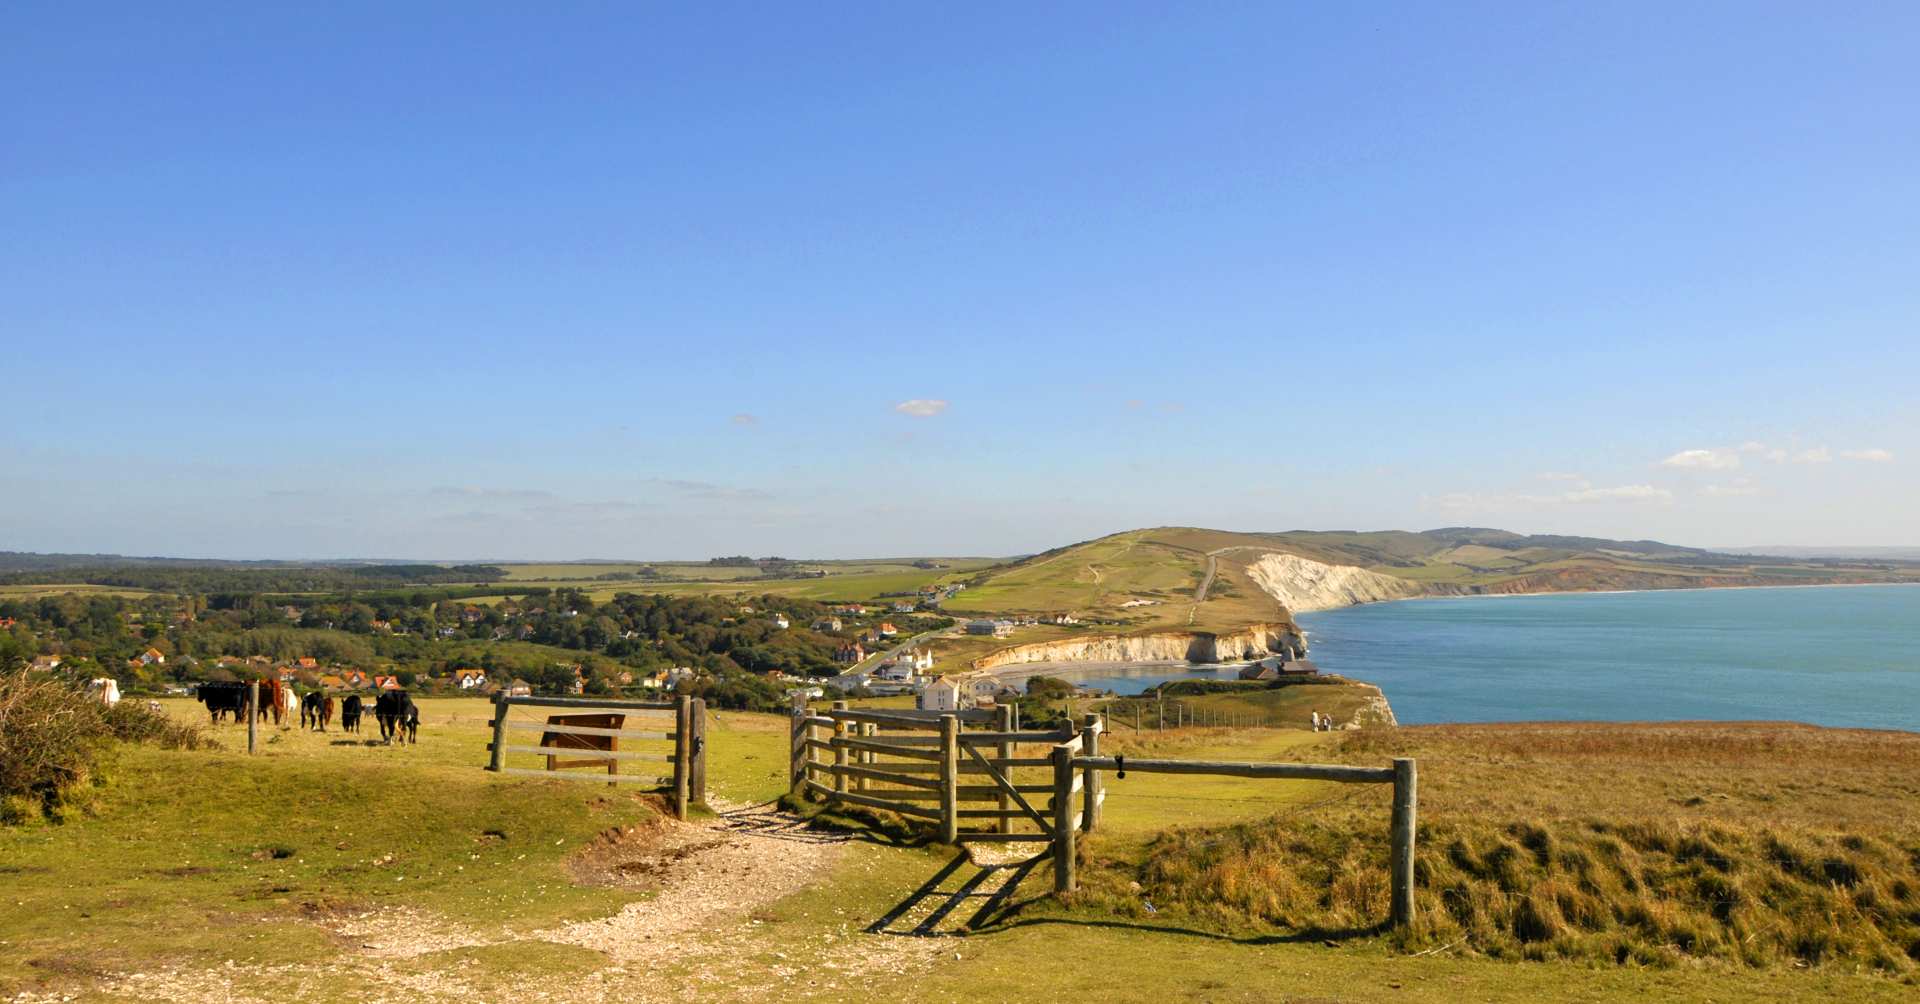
486,694,705,819
794,703,1418,929
791,703,1101,844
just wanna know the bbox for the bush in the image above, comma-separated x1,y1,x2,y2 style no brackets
0,670,213,824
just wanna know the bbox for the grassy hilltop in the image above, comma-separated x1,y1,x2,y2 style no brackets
942,525,1920,628
3,699,1915,1002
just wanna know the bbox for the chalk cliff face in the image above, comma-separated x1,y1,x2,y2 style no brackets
1244,552,1424,612
974,623,1305,670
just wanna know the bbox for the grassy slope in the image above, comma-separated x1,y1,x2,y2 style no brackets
1073,722,1920,976
6,706,1914,1001
0,698,659,992
940,526,1920,642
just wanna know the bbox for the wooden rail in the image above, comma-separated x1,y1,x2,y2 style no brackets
1059,746,1418,928
486,693,705,819
790,703,1416,928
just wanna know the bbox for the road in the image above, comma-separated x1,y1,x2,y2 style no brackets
839,622,961,682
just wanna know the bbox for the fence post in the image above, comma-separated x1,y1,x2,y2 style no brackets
789,705,807,790
689,697,707,808
488,694,509,771
1390,757,1418,929
672,696,691,820
1051,742,1076,893
996,704,1016,835
938,714,959,844
832,701,850,797
247,681,258,755
1080,712,1102,833
857,722,875,793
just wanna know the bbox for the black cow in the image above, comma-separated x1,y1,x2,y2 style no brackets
340,694,364,734
300,691,324,730
374,689,419,745
197,682,248,724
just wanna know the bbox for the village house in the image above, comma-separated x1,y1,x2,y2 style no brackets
132,647,165,666
771,613,789,630
339,669,370,689
1238,658,1321,681
917,675,966,712
0,617,15,629
833,604,867,616
507,679,533,697
890,600,917,614
965,619,1014,638
295,656,319,670
372,674,401,690
29,655,62,672
318,674,346,690
834,642,867,664
877,622,899,637
813,616,843,632
451,667,489,690
281,606,303,621
1046,612,1080,625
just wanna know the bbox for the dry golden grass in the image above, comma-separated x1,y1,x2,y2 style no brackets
1073,722,1920,977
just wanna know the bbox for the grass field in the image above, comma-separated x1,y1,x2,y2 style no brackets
4,701,1915,1002
0,583,158,599
457,562,994,606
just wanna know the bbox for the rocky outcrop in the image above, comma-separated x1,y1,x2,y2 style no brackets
973,623,1305,670
1346,682,1398,729
1244,552,1424,612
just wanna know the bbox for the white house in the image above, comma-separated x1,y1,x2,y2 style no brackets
917,676,966,712
965,619,1014,638
771,614,790,630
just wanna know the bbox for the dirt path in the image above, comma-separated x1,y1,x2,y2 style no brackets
24,801,949,1004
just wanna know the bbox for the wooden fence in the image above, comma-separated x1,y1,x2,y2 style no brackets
791,703,1106,845
486,694,705,819
793,705,1417,928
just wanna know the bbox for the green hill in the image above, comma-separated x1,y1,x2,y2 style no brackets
941,526,1920,638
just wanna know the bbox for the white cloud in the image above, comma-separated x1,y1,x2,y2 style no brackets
730,413,759,426
894,399,949,418
1549,484,1674,505
1538,471,1588,484
1791,447,1832,464
1432,484,1675,512
1702,478,1760,498
1841,447,1894,463
1659,448,1740,471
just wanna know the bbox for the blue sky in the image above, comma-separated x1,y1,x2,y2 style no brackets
4,3,1916,559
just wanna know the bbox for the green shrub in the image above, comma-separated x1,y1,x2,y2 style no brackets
0,670,214,824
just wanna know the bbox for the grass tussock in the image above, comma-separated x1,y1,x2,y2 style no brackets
0,670,214,824
1074,721,1920,976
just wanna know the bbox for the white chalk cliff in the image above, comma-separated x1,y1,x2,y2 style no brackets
973,623,1304,670
1244,552,1423,612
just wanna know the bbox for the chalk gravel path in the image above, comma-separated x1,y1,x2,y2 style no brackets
19,801,950,1004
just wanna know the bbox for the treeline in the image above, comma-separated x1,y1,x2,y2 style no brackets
0,563,506,594
0,588,948,712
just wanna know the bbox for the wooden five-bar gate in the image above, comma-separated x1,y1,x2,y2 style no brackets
487,694,706,819
795,702,1418,928
792,702,1103,847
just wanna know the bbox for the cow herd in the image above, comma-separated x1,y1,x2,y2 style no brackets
197,680,421,745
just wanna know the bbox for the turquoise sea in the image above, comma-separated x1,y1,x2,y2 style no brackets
1293,584,1920,730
